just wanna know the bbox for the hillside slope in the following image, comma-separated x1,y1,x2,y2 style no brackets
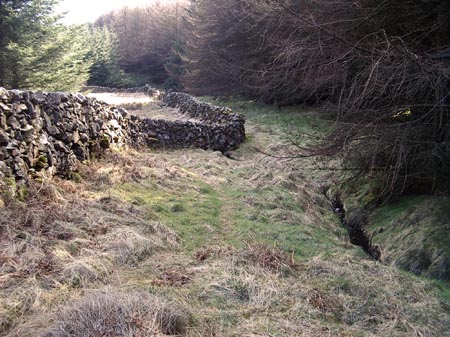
1,95,449,337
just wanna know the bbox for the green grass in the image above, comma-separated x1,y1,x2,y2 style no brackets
432,279,450,305
115,180,222,251
367,195,450,283
112,171,340,259
203,96,329,132
370,195,427,228
218,181,342,259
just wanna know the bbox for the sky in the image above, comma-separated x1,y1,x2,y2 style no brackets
56,0,165,25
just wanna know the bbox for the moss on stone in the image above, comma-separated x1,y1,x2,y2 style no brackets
70,172,82,183
100,135,110,149
35,155,49,170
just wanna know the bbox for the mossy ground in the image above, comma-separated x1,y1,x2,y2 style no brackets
368,195,450,282
1,94,449,336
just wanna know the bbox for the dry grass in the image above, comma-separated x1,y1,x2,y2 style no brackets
1,98,449,337
194,245,234,261
239,243,298,274
87,93,152,106
176,250,450,336
100,227,165,266
42,291,190,337
0,149,180,336
151,268,193,287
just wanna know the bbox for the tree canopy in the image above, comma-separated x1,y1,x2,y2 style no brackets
0,0,94,91
95,1,186,88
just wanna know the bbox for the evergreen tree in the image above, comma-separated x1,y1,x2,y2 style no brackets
95,1,186,87
86,25,126,87
0,0,92,91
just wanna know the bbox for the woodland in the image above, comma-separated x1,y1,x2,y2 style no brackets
1,0,450,198
1,2,450,336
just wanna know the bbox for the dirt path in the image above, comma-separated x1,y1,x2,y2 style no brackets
89,92,204,123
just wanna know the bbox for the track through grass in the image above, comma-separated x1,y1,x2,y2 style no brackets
1,95,449,337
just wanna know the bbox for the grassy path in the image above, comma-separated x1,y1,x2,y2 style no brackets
1,98,449,336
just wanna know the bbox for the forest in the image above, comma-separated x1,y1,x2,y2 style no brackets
2,1,450,336
1,0,450,199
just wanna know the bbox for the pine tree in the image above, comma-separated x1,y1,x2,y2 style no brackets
86,25,126,87
0,0,92,91
95,1,186,87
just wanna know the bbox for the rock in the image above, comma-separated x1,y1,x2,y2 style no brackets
0,87,8,100
6,141,18,151
72,129,80,144
0,160,10,175
20,125,34,142
7,116,20,129
39,134,49,147
74,93,88,105
47,125,60,137
52,109,63,123
9,90,22,103
54,140,69,153
72,143,87,161
47,93,62,105
79,132,89,143
29,91,46,104
109,119,120,129
60,93,69,103
14,155,27,168
0,114,6,129
18,103,28,112
42,111,52,127
0,102,11,112
0,129,10,145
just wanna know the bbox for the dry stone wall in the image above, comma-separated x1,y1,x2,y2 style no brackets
161,92,246,149
0,88,141,182
140,118,243,150
163,92,244,126
0,88,245,184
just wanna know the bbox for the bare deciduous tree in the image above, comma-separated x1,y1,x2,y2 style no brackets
184,0,450,196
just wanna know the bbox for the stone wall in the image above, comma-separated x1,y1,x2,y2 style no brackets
0,88,245,184
0,88,141,183
163,92,244,126
161,92,246,149
139,118,244,150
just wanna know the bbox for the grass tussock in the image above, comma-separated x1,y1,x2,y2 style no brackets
240,243,298,274
42,291,190,337
151,268,193,287
100,227,166,266
194,245,234,261
181,251,450,336
0,149,180,336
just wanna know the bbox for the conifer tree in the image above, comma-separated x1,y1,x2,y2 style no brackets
0,0,92,91
86,25,125,87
